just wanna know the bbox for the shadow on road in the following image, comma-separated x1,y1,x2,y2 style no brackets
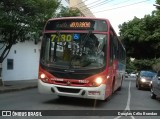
43,96,107,108
42,87,126,109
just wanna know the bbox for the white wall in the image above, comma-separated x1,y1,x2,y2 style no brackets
2,41,41,81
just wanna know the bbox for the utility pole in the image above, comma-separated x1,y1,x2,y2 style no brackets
0,28,4,86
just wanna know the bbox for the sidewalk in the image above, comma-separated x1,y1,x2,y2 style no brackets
0,79,38,93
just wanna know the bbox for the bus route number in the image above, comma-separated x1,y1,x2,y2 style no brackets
51,34,72,42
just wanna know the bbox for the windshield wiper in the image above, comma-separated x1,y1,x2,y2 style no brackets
56,30,62,42
81,30,92,48
69,31,93,69
53,31,62,61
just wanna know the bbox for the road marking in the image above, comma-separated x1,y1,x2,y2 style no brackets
114,81,135,119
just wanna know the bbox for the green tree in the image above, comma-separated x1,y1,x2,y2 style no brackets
119,0,160,71
119,15,160,59
152,58,160,72
0,0,60,85
57,6,82,17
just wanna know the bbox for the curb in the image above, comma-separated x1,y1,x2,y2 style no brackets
0,85,37,94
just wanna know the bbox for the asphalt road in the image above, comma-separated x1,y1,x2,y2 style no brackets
0,78,160,119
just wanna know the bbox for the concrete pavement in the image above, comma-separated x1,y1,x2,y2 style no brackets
0,79,37,93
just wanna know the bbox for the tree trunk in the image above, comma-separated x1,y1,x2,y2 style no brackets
0,62,4,86
0,44,12,86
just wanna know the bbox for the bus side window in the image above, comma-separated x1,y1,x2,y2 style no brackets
110,30,119,66
114,37,119,60
109,34,114,65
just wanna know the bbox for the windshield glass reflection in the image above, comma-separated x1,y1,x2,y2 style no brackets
41,33,107,69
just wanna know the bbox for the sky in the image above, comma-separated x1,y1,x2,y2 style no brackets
83,0,156,35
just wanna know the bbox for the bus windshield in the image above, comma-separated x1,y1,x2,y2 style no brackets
40,32,107,69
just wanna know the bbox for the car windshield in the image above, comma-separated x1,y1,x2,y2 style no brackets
40,32,107,69
140,71,156,78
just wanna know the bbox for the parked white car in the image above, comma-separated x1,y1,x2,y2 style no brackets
129,73,137,78
125,72,129,78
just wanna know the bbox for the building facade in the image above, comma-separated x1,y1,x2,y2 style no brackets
1,41,41,81
69,0,95,17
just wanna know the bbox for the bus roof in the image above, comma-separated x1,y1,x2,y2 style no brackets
48,17,111,23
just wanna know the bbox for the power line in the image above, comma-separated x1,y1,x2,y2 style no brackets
70,0,114,15
74,0,88,7
86,0,150,15
80,0,104,8
79,0,107,9
89,0,133,10
72,0,111,17
111,0,133,6
81,0,114,11
72,0,138,12
77,0,132,14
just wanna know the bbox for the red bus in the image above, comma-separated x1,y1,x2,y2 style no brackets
38,17,126,100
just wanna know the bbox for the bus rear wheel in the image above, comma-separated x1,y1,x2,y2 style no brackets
117,79,123,91
150,87,156,99
112,80,115,94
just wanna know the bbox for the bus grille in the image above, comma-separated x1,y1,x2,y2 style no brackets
57,87,81,93
51,72,92,79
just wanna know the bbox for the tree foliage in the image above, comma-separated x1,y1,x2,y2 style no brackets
119,14,160,59
57,6,82,17
119,0,160,71
152,62,160,72
0,0,60,62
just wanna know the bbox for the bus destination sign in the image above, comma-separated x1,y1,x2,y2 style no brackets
45,19,108,31
70,22,91,28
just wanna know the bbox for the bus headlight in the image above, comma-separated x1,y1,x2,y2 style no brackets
95,77,103,84
40,73,46,79
92,77,103,86
39,73,49,83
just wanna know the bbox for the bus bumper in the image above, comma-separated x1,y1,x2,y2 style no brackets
38,79,106,100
